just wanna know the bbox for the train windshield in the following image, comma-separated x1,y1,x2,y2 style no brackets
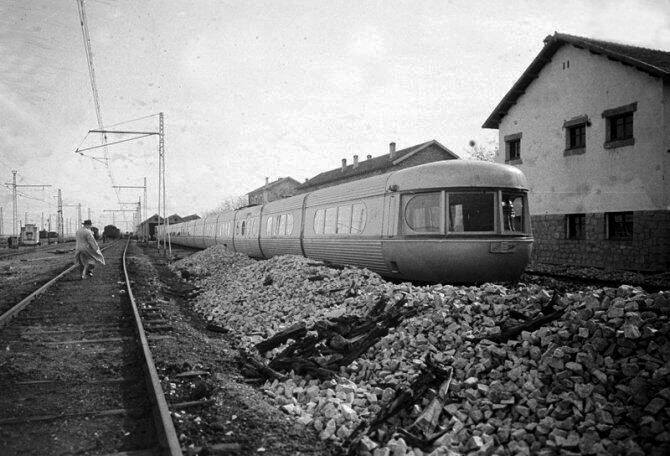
400,189,527,235
448,192,495,232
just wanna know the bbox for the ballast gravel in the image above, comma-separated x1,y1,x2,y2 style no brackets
172,245,670,456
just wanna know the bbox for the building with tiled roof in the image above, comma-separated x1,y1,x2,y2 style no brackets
247,177,301,205
484,32,670,272
297,140,459,193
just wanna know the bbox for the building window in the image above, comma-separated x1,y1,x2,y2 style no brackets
606,212,633,240
602,102,636,149
504,133,522,163
563,116,588,155
566,214,585,240
567,124,585,149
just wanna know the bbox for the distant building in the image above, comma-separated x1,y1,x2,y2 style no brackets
138,214,162,240
166,214,183,225
297,140,459,193
484,32,670,272
247,177,301,205
180,214,201,222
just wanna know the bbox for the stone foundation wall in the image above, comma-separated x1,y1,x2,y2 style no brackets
530,210,670,272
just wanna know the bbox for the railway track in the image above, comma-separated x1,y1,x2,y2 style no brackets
0,238,183,455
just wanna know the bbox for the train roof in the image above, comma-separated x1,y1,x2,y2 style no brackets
386,160,529,192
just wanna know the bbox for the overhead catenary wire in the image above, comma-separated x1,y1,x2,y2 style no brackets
76,0,133,229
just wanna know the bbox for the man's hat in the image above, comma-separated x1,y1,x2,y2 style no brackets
83,220,92,226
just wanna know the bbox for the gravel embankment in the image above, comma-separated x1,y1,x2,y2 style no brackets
172,246,670,456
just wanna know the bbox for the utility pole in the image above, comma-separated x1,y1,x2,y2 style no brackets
41,212,44,230
61,200,80,239
48,216,52,245
158,112,168,255
0,206,3,236
76,117,162,245
4,170,51,236
88,207,91,221
57,189,63,241
143,177,147,223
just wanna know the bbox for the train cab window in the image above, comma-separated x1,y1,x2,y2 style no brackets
501,192,525,232
314,209,325,234
448,192,495,232
337,205,352,234
324,207,337,234
403,192,441,233
351,204,366,234
241,221,246,236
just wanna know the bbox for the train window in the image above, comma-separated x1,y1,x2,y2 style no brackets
286,214,294,235
448,192,495,232
351,204,366,234
337,205,352,234
403,193,441,233
324,207,337,234
241,220,246,236
266,217,274,236
501,192,525,232
278,214,287,236
314,209,325,234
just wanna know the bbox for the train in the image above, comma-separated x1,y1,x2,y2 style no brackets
20,224,40,246
158,160,533,283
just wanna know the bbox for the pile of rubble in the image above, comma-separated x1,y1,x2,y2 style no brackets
173,247,388,341
173,248,670,456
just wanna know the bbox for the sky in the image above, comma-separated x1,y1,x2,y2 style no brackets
1,0,669,233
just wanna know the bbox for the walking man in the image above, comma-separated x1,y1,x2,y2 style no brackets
74,220,105,279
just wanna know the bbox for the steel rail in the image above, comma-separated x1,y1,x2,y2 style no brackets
122,237,183,456
0,240,119,329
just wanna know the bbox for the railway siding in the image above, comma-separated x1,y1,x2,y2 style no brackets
174,245,670,456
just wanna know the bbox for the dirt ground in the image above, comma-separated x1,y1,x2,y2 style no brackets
129,242,341,455
0,244,77,315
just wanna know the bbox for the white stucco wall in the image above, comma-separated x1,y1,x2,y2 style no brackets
496,44,668,215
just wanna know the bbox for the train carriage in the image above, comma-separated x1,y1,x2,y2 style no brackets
232,205,262,258
259,193,304,258
159,160,533,283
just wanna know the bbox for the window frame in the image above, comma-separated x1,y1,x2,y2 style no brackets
606,211,633,241
397,189,528,236
401,191,444,235
447,191,497,234
563,115,588,155
504,133,522,164
602,102,636,149
565,213,585,240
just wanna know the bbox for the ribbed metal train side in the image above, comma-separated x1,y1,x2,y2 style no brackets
232,205,262,258
259,193,305,258
214,211,236,251
302,174,392,275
